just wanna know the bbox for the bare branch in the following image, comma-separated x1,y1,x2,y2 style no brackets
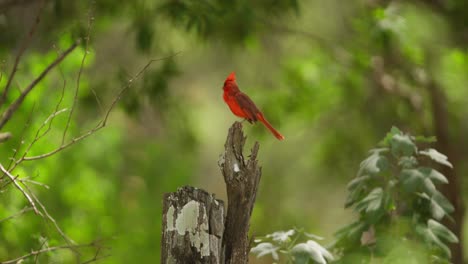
0,163,40,215
0,240,109,264
0,0,45,108
0,40,80,131
62,10,94,145
6,102,35,171
22,52,181,161
24,184,76,246
0,206,33,223
8,108,68,171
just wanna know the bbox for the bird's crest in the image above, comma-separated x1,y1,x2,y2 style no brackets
226,72,236,82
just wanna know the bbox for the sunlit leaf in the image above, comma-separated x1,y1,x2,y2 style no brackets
419,149,453,168
358,149,389,176
355,188,383,214
419,167,448,184
347,175,371,191
400,169,436,194
413,135,437,143
266,229,295,243
428,219,458,244
390,134,416,157
398,156,418,169
291,240,334,264
334,221,367,243
251,242,280,260
380,126,402,146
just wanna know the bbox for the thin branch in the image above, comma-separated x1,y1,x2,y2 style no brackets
0,240,108,264
33,237,48,264
0,164,40,215
0,206,33,223
0,0,45,108
8,108,68,172
24,184,76,246
19,177,49,189
6,102,35,171
62,10,94,145
0,40,80,131
22,52,181,161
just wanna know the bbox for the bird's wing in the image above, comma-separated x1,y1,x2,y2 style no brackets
235,93,260,122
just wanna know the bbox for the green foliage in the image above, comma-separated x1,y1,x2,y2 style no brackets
160,0,299,42
251,229,333,264
1,0,468,263
334,127,457,263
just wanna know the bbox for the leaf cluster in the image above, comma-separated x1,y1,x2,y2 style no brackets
251,228,333,264
334,127,457,263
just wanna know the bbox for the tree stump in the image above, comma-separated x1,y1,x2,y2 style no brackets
161,122,262,264
219,122,262,264
161,186,225,264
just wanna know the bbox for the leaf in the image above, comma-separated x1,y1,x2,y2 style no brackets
251,242,280,260
266,229,295,243
419,167,448,184
417,224,451,258
431,191,454,216
358,149,389,176
400,169,436,195
428,219,458,244
398,156,418,169
380,126,402,146
417,191,454,220
413,135,437,143
418,220,459,258
304,232,324,240
419,149,453,168
390,134,417,157
347,175,371,191
334,221,366,241
291,240,334,264
355,188,383,214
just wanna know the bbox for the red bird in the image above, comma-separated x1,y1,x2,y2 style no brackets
222,72,285,140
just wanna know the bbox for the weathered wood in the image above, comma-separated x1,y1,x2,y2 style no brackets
219,122,262,264
161,186,225,264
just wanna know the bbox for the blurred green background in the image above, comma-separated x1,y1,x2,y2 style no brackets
0,0,467,263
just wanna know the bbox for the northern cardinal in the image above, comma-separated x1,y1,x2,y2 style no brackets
222,72,285,140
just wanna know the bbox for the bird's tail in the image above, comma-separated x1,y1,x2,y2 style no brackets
257,113,285,140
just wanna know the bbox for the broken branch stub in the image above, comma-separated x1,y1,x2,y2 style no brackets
161,186,225,264
220,122,262,264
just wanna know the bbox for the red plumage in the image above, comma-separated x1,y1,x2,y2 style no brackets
222,72,284,140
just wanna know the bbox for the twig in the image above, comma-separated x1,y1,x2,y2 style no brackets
22,52,181,161
0,0,45,108
19,177,49,189
8,108,68,172
0,41,80,130
0,206,33,223
0,164,40,215
34,237,48,264
24,184,76,246
62,10,94,145
5,102,35,172
0,240,107,264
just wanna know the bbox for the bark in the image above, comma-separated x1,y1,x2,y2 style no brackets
219,122,262,264
161,186,225,264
